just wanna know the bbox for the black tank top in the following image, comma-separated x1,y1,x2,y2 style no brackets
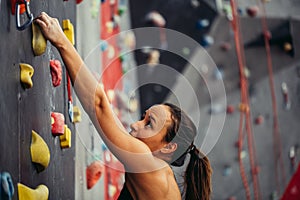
118,184,134,200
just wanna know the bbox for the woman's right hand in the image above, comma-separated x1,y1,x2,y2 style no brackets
34,12,68,48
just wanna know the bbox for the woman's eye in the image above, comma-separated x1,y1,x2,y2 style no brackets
145,120,152,128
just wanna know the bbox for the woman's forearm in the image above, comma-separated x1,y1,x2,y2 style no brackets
56,38,105,116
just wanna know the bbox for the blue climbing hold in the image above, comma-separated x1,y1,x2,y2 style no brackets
200,35,214,47
0,172,14,200
100,40,108,52
196,19,210,30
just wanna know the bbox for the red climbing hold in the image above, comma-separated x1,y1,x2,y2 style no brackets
50,60,62,87
255,115,264,125
86,161,104,189
226,105,235,114
51,112,65,136
246,5,259,17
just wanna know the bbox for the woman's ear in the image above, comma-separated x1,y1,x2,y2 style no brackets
160,142,177,154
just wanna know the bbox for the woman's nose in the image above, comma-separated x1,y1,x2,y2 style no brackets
130,122,138,131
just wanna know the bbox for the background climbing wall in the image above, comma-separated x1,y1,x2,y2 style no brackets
0,0,76,199
129,0,300,199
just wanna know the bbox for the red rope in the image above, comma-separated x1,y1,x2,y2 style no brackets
257,0,286,194
67,71,72,103
230,1,261,199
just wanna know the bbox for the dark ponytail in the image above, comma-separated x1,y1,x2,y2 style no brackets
163,103,212,200
184,145,212,200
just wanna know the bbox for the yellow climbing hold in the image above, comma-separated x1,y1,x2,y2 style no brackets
60,125,71,149
32,23,47,56
18,183,49,200
73,106,81,123
62,19,75,45
20,63,34,88
30,130,50,171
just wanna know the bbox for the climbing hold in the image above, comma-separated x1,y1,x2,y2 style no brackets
124,31,136,49
238,103,249,113
196,19,210,30
145,11,166,27
60,125,71,149
32,23,47,56
222,165,232,177
62,19,75,45
51,112,65,136
228,197,236,200
281,82,291,110
226,105,235,114
11,0,29,15
182,47,191,56
100,40,108,52
107,45,115,59
118,6,127,16
107,90,115,103
255,115,264,125
213,68,224,80
220,42,231,51
76,0,83,4
50,60,62,87
209,104,225,114
0,172,14,200
240,150,248,159
20,63,34,89
86,161,104,190
147,50,160,66
201,35,214,47
17,183,48,200
108,185,117,198
243,67,251,78
73,106,82,123
246,5,259,17
30,130,50,171
190,0,200,8
284,42,293,52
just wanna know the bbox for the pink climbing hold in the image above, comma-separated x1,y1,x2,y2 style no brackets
51,112,65,136
50,60,62,87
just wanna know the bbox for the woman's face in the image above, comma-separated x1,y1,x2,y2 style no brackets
130,104,172,151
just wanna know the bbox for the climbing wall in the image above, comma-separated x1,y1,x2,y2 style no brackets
128,0,300,199
0,0,76,199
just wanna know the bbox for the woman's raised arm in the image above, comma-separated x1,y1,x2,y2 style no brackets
34,13,155,169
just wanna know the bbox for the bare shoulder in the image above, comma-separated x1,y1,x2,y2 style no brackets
126,164,181,200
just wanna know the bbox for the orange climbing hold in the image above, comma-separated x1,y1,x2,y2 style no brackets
11,0,30,15
86,161,104,189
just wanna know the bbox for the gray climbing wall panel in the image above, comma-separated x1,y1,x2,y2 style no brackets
0,0,76,199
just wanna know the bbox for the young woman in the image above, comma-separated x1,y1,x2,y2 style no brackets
35,12,212,200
